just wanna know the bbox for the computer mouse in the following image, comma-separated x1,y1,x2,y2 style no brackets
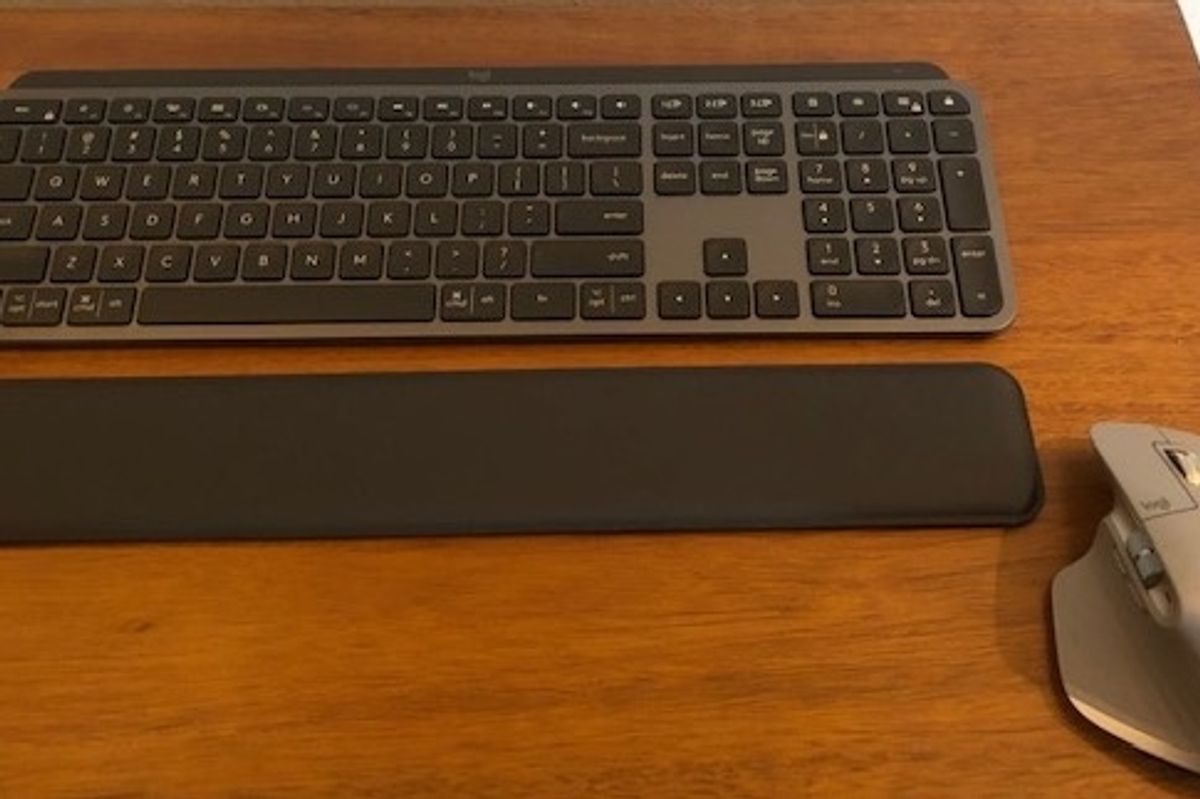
1052,422,1200,773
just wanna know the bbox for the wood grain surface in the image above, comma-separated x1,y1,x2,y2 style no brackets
1,1,1199,796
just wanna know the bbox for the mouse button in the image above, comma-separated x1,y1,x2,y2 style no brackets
1163,447,1200,488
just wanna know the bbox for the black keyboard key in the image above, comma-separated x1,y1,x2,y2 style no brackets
544,161,586,197
64,127,110,162
882,91,926,116
248,126,291,161
508,201,550,235
795,121,838,155
792,92,833,116
523,124,563,158
139,285,437,324
697,94,737,119
291,243,336,280
333,97,375,122
125,166,169,200
482,240,527,278
20,128,66,163
567,123,641,157
511,282,574,320
854,237,901,274
933,119,977,153
312,163,356,198
802,198,846,233
838,91,879,116
424,96,463,121
318,202,364,238
219,164,264,199
590,161,642,196
0,166,33,200
177,203,223,239
295,125,337,160
406,163,449,198
653,122,694,157
198,97,240,122
557,95,597,120
699,122,739,156
742,93,782,117
431,124,473,159
111,126,155,161
699,161,742,195
413,200,458,236
2,286,65,326
581,281,645,320
265,164,309,198
893,158,936,193
657,281,701,319
153,98,195,122
128,203,175,240
703,238,747,276
242,244,288,281
67,286,136,325
0,99,61,124
156,126,201,161
841,120,884,154
34,204,81,240
360,164,403,198
706,281,750,319
555,200,642,235
909,280,957,317
173,165,217,199
440,283,504,321
379,96,419,122
513,95,553,121
468,96,508,121
145,245,191,282
50,245,96,283
435,241,479,278
799,158,841,193
460,200,504,236
386,125,428,159
898,197,943,232
108,98,150,123
224,203,270,238
846,158,888,193
806,237,852,275
243,97,285,122
477,124,519,159
850,198,895,233
338,242,384,280
288,97,329,122
746,160,787,194
601,95,640,120
754,280,800,319
939,158,991,231
202,126,248,161
0,129,18,162
952,235,1002,316
902,236,950,274
366,201,411,237
63,99,107,124
743,122,785,156
887,119,930,153
0,205,35,240
0,245,48,282
194,244,241,282
498,163,539,196
929,90,970,115
452,162,495,197
654,161,696,195
652,94,692,119
97,245,143,282
811,280,906,317
531,239,644,277
387,241,432,280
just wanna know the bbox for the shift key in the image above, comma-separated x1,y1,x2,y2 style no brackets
939,158,990,231
556,200,643,235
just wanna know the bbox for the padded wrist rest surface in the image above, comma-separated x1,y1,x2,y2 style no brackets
0,364,1042,542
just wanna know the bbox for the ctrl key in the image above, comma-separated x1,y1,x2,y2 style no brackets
68,287,136,325
2,287,65,326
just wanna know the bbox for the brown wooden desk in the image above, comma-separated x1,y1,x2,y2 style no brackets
1,1,1199,795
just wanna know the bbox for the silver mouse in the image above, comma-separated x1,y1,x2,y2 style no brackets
1053,422,1200,773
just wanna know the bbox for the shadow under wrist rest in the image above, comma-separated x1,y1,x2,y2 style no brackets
0,363,1042,543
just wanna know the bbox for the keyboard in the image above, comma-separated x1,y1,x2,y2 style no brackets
0,64,1015,343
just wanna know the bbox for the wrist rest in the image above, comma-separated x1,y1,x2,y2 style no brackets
0,364,1042,543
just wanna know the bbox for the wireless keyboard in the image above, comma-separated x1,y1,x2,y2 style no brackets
0,64,1015,343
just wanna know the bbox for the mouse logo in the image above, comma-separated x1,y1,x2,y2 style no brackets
467,69,492,83
1139,496,1172,514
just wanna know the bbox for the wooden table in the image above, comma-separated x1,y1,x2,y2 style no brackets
1,0,1199,795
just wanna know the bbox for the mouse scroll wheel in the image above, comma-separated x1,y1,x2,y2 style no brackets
1125,529,1167,589
1164,447,1200,487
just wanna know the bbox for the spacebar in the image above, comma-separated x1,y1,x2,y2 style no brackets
138,285,437,325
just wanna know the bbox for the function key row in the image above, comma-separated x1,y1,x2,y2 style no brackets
652,90,970,119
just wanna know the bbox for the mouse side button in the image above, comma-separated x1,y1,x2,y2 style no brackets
1091,423,1198,520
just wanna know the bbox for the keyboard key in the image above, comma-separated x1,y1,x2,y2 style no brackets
97,245,143,282
531,239,644,277
652,94,692,119
580,281,645,319
243,97,285,122
338,242,384,280
333,97,374,122
544,162,585,196
589,161,641,196
929,90,970,114
940,158,991,230
242,244,287,281
291,243,336,280
379,96,419,122
699,161,742,195
68,286,136,325
414,201,458,236
850,198,895,233
460,200,504,236
795,121,838,155
431,125,472,159
706,281,750,319
838,92,879,116
50,245,96,282
435,241,479,278
910,280,957,317
0,245,48,282
145,245,192,282
892,158,936,192
703,238,747,276
467,96,508,121
854,237,901,274
0,166,34,200
933,119,977,153
194,244,240,282
0,130,18,162
34,204,81,240
523,124,563,158
902,236,950,274
886,119,930,153
811,280,906,317
557,95,597,120
1,287,32,324
288,97,329,122
386,125,428,159
846,158,888,193
699,122,739,156
792,92,834,116
108,98,150,123
440,282,504,321
387,241,432,279
139,285,437,324
508,201,550,236
754,280,800,319
657,281,701,319
567,123,641,157
841,120,884,154
482,240,527,278
477,124,518,158
64,128,110,162
63,99,107,124
153,98,195,122
799,159,841,193
366,201,411,237
882,91,925,115
952,235,1002,316
653,122,693,156
0,205,36,240
741,93,782,117
697,94,737,119
601,95,640,120
898,197,943,232
4,286,65,325
743,123,784,156
802,198,846,233
511,282,574,320
806,237,852,275
654,161,696,195
0,99,61,124
513,95,552,121
746,160,787,194
555,200,643,235
198,97,240,122
20,128,65,163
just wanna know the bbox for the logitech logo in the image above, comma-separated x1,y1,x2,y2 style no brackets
1140,496,1172,514
468,69,492,83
